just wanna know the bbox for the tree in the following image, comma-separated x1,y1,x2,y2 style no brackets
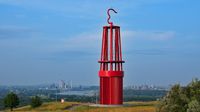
157,84,188,112
157,79,200,112
187,100,200,112
4,92,19,111
31,96,42,108
188,78,200,102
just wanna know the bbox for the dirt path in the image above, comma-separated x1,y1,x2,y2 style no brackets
66,103,92,111
66,104,82,111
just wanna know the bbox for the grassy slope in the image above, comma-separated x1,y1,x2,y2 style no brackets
7,102,78,112
75,106,155,112
6,101,156,112
74,101,156,112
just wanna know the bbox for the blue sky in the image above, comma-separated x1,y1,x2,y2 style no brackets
0,0,200,86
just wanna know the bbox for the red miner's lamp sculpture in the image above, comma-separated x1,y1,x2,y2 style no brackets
98,8,125,105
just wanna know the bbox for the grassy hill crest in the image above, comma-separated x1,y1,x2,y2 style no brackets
4,101,156,112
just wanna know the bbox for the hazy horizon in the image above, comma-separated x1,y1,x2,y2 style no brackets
0,0,199,86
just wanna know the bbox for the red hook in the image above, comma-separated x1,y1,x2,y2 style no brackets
107,8,117,25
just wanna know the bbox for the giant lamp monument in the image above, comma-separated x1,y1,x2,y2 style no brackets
98,8,125,105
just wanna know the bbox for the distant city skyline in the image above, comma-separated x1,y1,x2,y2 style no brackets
0,0,200,86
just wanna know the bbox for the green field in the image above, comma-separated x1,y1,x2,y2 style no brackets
4,101,157,112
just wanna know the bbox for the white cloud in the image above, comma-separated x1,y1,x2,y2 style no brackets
49,30,175,54
0,25,176,57
62,32,101,52
123,30,175,41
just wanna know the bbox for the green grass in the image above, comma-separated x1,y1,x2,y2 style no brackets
4,101,157,112
73,105,91,111
5,102,79,112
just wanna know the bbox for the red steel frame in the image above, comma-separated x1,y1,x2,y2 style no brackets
98,9,125,105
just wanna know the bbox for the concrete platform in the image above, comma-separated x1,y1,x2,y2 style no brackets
89,104,125,107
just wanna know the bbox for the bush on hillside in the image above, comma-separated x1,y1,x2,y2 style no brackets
4,92,19,111
157,78,200,112
31,96,42,108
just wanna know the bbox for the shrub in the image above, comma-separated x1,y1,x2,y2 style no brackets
4,92,19,111
31,96,42,108
187,100,200,112
157,79,200,112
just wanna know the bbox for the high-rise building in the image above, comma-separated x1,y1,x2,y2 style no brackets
59,80,66,89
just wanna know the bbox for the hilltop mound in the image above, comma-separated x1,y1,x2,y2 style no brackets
5,101,156,112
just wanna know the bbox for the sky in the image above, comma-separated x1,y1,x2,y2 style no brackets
0,0,200,86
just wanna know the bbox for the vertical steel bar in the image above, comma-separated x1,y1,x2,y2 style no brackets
101,27,106,70
116,28,120,71
118,27,123,71
115,28,117,71
110,25,113,71
104,27,108,70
